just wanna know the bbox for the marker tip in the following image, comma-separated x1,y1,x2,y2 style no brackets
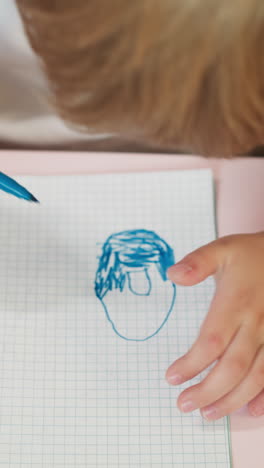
30,194,40,203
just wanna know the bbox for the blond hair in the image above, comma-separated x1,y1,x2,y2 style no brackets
17,0,264,156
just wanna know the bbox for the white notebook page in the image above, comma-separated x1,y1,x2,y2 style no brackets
0,170,231,467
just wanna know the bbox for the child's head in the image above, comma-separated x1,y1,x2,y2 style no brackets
18,0,264,156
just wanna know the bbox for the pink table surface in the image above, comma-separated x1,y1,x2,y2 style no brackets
1,150,264,468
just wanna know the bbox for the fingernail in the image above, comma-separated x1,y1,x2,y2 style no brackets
166,374,184,385
168,263,192,277
201,406,219,421
180,400,196,413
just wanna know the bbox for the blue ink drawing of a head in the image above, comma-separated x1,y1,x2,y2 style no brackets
95,229,176,341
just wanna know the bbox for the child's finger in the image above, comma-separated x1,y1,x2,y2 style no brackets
166,289,237,385
200,345,264,421
248,389,264,417
177,324,259,413
167,238,226,286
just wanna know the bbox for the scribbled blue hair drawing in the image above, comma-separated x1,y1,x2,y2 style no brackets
95,229,175,300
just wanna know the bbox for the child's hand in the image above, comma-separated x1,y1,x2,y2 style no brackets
166,233,264,420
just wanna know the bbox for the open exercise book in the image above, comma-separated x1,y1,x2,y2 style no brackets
0,169,231,467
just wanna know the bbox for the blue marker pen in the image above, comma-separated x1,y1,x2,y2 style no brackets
0,172,39,203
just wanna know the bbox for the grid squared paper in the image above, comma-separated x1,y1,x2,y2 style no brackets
0,170,231,467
